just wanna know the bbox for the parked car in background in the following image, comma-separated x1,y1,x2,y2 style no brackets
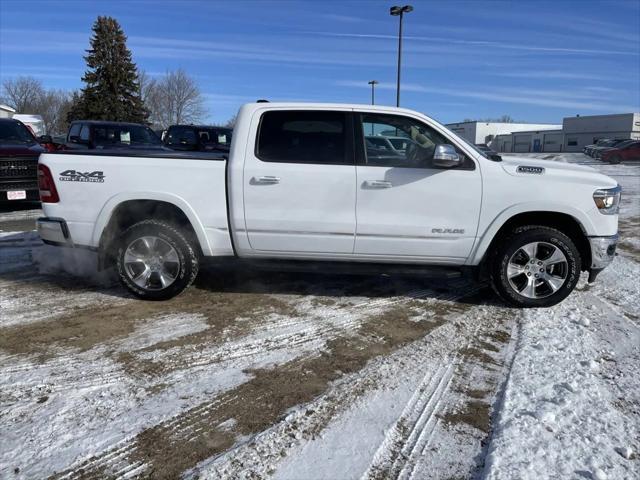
0,118,48,202
64,120,168,151
584,139,626,157
584,139,612,157
593,140,633,160
590,139,629,158
164,125,233,153
599,140,640,164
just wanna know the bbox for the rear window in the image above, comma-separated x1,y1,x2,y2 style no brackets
256,110,348,164
93,125,161,147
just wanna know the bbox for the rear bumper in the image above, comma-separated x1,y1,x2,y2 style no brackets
37,217,72,246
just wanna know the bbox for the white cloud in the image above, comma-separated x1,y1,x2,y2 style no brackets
334,80,638,112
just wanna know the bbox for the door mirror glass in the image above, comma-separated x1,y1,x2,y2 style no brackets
433,144,462,167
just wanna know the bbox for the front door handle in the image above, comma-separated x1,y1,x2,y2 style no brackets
254,176,281,185
365,180,393,189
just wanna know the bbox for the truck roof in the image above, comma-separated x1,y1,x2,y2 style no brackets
240,102,429,117
70,120,149,127
169,124,232,130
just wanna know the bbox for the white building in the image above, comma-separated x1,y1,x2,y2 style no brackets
562,113,640,152
445,121,561,145
0,104,16,119
493,129,564,153
12,114,46,136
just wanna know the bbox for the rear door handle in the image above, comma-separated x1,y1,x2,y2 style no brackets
365,180,393,189
254,176,281,184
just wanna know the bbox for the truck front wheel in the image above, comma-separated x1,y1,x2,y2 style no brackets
491,226,581,308
116,220,199,300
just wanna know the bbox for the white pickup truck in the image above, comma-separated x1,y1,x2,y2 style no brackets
36,103,620,307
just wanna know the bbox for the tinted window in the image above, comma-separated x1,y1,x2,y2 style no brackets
166,127,198,146
361,113,466,168
0,121,36,144
80,125,90,141
68,123,81,139
92,125,161,147
257,110,347,164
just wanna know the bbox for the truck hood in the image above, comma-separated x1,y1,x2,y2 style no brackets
0,142,45,156
499,155,618,189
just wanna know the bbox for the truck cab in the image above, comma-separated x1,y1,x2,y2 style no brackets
64,120,168,151
163,124,233,153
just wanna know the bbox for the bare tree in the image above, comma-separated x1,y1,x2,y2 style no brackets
39,90,74,134
462,115,516,123
138,70,163,128
224,113,237,129
1,76,46,113
152,69,207,128
1,77,73,134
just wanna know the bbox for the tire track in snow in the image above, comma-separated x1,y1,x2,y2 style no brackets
51,281,483,479
363,307,501,480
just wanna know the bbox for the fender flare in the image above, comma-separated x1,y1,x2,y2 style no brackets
468,202,594,265
92,191,213,256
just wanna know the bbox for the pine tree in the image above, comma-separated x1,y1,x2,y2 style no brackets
67,16,148,123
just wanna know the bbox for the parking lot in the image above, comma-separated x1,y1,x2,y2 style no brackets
1,154,639,479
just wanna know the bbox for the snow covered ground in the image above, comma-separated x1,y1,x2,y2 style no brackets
0,153,638,479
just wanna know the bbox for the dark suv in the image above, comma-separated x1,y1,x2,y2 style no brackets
0,118,49,202
164,125,233,152
65,120,168,151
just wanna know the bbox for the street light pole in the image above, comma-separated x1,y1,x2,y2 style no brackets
390,5,413,107
368,80,379,105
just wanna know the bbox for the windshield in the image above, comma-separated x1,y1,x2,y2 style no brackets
0,121,36,144
93,125,162,147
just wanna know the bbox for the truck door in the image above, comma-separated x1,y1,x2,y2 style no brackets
354,112,481,263
242,109,357,254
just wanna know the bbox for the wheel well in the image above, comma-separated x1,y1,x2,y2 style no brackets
98,200,201,269
482,211,591,273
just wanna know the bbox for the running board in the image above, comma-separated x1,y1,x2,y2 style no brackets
206,258,465,279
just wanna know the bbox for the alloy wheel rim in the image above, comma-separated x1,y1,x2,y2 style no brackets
506,241,568,299
123,236,180,290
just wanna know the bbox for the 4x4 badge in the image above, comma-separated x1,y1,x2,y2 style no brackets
59,170,105,183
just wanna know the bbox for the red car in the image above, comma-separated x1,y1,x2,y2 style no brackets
0,118,50,202
600,140,640,164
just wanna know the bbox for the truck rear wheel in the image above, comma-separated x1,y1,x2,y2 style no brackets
491,226,581,308
116,220,199,300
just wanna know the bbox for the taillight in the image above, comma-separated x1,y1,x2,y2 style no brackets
38,164,60,203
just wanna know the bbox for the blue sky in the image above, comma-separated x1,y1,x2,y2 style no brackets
1,0,639,124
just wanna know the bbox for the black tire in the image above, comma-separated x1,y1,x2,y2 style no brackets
609,154,622,164
490,226,581,308
116,220,199,300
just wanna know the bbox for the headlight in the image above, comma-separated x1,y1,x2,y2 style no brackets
593,185,621,214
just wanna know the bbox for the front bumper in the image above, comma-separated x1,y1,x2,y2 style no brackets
37,217,72,246
587,234,617,282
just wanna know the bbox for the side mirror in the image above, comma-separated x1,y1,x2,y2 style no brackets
433,144,462,168
38,135,53,144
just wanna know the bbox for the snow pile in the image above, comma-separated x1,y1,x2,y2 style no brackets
483,262,640,480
